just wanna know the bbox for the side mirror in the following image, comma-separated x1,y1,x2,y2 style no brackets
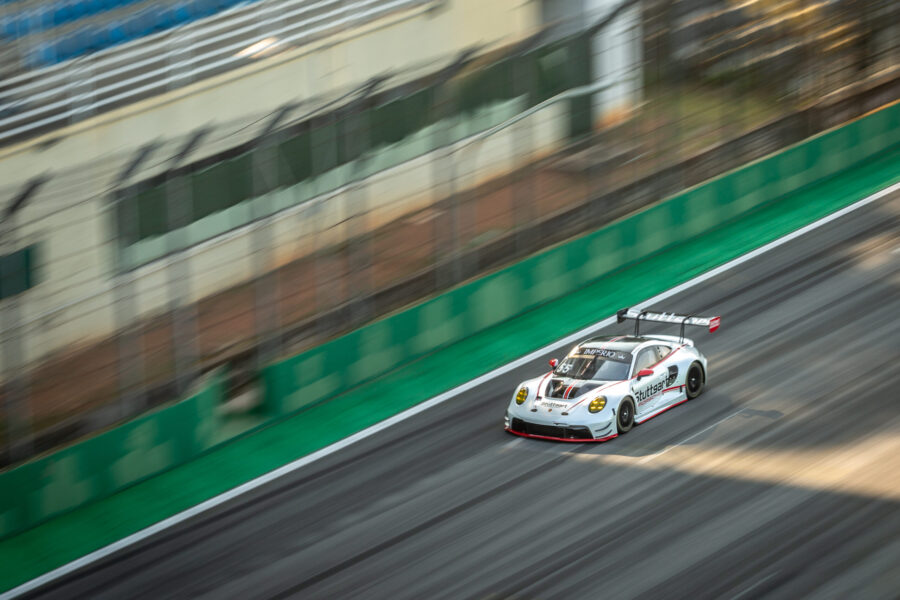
549,358,558,369
637,368,654,379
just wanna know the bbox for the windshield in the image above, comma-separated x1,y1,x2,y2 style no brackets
553,348,632,381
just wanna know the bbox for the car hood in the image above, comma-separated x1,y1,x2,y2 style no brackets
542,377,612,400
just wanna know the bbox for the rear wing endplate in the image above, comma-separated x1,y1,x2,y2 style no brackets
616,307,720,340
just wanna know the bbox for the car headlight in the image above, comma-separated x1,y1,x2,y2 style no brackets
588,396,607,413
515,387,528,405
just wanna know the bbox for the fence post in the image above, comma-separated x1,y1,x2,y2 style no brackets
343,96,374,328
310,109,341,341
627,13,641,193
111,188,147,418
650,3,666,205
164,146,200,398
431,82,462,290
0,215,33,464
251,117,285,370
511,51,536,257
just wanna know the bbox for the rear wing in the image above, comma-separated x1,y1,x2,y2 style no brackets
616,307,720,340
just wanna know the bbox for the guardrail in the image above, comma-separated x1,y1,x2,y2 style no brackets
0,0,435,146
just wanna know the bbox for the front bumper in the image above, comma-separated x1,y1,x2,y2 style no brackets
505,416,617,443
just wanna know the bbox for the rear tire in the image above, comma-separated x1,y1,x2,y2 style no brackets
685,362,705,399
616,398,635,433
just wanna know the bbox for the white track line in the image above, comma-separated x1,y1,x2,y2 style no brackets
3,181,898,599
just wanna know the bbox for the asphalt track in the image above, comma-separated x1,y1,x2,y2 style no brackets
22,191,900,599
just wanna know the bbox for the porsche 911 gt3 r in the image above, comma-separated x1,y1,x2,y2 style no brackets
504,308,720,442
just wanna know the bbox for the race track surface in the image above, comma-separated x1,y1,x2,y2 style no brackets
23,192,900,599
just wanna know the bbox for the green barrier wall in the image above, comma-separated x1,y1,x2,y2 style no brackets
262,102,900,414
0,373,224,539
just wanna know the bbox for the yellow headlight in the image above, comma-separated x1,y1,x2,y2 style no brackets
588,396,607,413
515,387,528,404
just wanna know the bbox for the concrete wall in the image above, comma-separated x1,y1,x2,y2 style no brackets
0,0,544,375
588,0,642,120
0,95,569,372
541,0,642,121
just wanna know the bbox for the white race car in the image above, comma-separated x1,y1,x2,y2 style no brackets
505,308,720,442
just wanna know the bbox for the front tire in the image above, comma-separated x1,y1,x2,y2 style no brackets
685,362,705,399
616,398,635,433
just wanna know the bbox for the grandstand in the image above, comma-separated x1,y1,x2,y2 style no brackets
0,0,440,145
2,0,262,67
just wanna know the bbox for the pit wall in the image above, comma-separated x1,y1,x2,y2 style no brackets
261,101,900,414
0,372,224,538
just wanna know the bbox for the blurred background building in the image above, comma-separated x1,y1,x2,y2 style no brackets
0,0,897,465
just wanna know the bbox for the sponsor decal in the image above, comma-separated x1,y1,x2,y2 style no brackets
634,379,665,405
579,348,629,361
620,309,721,332
666,365,678,386
542,400,568,410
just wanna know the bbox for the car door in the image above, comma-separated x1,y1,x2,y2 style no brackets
654,344,683,406
630,346,667,417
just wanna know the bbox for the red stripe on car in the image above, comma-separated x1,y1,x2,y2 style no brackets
505,429,618,443
535,372,553,399
635,399,688,424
